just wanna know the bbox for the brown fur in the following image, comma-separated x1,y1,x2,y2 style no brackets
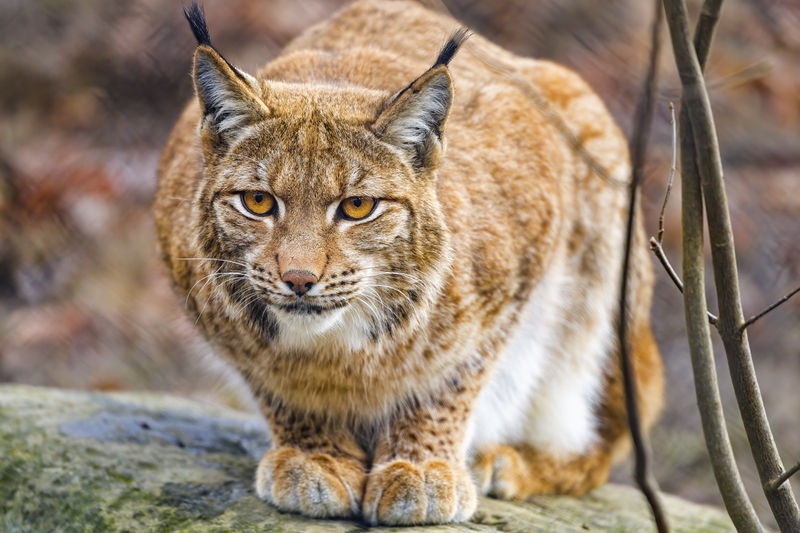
155,0,663,525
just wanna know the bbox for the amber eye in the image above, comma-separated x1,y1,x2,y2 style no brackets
240,191,275,216
340,197,377,220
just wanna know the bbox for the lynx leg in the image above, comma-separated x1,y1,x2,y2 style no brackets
362,381,479,525
254,402,367,519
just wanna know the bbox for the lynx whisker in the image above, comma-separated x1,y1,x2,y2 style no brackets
194,273,250,323
369,283,415,307
177,257,250,269
354,290,383,321
351,297,383,337
213,285,263,326
186,265,223,308
363,287,404,322
231,284,265,310
361,268,424,285
192,270,248,300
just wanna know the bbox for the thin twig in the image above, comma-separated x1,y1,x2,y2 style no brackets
664,0,800,528
617,1,670,531
740,285,800,334
650,102,717,325
656,103,677,244
650,238,684,291
769,461,800,493
649,237,719,325
650,99,719,326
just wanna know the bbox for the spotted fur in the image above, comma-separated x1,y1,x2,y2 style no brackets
155,0,663,526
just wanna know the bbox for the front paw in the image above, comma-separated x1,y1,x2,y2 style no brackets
362,458,477,525
255,447,365,518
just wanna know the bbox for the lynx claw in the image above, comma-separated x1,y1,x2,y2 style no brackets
362,458,477,525
255,447,365,518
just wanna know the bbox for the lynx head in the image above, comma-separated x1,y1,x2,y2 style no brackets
183,3,468,350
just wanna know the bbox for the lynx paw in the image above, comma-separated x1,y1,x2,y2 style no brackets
472,444,530,499
473,444,610,498
255,447,365,518
362,458,477,525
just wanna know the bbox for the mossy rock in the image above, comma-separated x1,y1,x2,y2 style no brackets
0,385,734,532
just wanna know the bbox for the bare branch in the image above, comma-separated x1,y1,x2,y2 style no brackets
694,0,724,66
664,0,800,529
769,462,800,493
617,1,670,531
740,285,800,334
649,238,683,291
649,237,719,325
656,103,677,244
676,99,760,531
664,0,763,530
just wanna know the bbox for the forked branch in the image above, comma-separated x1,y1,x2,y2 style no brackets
649,238,719,325
662,0,762,530
664,0,800,529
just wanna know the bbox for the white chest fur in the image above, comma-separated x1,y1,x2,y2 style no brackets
468,252,618,459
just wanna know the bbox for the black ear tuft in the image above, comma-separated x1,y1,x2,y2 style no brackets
183,2,248,83
184,2,212,47
433,28,470,68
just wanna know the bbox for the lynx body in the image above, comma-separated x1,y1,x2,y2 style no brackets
155,0,663,525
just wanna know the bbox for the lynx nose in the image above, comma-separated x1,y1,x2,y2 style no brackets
282,270,318,296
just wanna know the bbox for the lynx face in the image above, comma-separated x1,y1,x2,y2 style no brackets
190,52,454,348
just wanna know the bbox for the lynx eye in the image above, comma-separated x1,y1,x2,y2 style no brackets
240,191,275,216
340,197,377,220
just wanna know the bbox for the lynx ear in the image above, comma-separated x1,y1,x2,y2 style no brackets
372,29,469,170
193,47,269,139
184,3,269,149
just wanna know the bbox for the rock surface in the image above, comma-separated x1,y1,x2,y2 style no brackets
0,385,734,532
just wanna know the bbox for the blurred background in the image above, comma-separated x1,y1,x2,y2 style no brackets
1,0,798,527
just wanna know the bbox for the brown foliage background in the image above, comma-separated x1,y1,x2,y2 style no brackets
1,0,798,525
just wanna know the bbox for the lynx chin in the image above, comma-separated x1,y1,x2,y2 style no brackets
155,0,663,525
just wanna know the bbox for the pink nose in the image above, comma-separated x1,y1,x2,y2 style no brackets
282,270,318,296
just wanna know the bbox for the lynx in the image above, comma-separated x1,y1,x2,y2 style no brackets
155,0,663,525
